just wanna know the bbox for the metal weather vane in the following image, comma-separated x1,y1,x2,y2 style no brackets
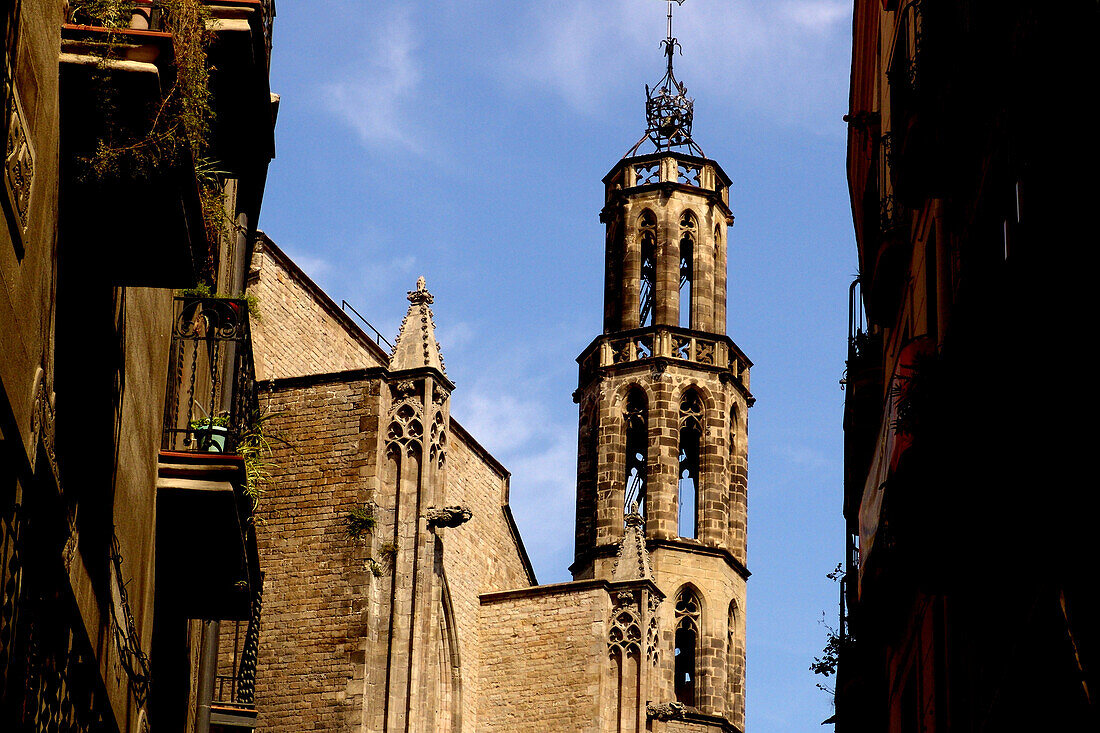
627,0,704,158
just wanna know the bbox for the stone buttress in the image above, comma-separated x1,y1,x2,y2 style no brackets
363,278,471,732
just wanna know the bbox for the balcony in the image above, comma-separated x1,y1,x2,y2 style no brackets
843,329,883,521
884,0,960,205
843,281,884,521
59,18,208,287
577,326,752,397
210,595,263,732
157,295,260,619
203,0,277,170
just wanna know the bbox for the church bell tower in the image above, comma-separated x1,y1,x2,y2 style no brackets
571,2,753,727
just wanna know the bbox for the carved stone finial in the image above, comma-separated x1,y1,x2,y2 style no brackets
647,701,687,721
426,505,472,529
391,278,446,373
612,506,654,582
408,276,433,305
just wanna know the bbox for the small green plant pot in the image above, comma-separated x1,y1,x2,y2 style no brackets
194,425,229,453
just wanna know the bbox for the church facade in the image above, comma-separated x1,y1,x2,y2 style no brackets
247,15,753,733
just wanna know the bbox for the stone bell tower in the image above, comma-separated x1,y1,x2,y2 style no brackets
571,2,753,728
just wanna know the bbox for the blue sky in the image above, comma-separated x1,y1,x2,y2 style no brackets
258,1,856,729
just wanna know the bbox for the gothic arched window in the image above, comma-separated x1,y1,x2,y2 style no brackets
729,405,738,461
674,587,702,706
726,600,740,716
678,389,704,539
624,387,648,517
679,211,697,329
639,211,657,327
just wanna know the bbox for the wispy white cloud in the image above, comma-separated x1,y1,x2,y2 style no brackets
770,442,838,473
458,393,544,454
453,386,578,581
322,7,424,154
437,320,475,351
496,0,850,127
283,249,333,281
780,0,851,31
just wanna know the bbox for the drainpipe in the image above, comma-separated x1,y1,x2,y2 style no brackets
195,619,221,733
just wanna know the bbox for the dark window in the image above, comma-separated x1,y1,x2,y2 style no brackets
678,390,703,538
674,588,702,705
624,388,648,516
679,211,696,329
639,211,657,327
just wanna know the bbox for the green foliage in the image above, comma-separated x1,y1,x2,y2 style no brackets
243,293,262,322
175,286,261,322
810,615,842,680
812,564,851,697
344,505,377,540
71,0,238,278
237,406,287,516
344,507,395,579
178,282,212,298
68,0,130,27
74,0,214,178
190,413,229,429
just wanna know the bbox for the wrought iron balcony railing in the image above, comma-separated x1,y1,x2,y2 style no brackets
213,585,262,708
162,295,257,455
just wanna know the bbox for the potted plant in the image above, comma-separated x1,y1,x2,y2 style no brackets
190,413,230,453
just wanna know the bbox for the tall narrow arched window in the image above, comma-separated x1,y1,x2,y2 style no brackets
679,211,697,329
624,387,648,517
639,211,657,327
729,405,738,462
678,389,703,538
674,587,702,706
726,600,739,713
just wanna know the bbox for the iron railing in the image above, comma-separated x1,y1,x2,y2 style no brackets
162,296,256,455
341,300,393,349
213,585,262,708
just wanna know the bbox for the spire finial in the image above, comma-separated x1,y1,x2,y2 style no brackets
625,0,703,158
391,277,446,374
408,275,433,305
663,0,683,76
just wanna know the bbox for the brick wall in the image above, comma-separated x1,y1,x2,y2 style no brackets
252,375,378,732
441,423,534,728
248,239,388,381
252,371,535,731
477,584,609,732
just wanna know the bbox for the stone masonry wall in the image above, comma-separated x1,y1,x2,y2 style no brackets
252,375,379,732
248,239,388,380
441,423,534,728
252,374,534,732
477,584,610,732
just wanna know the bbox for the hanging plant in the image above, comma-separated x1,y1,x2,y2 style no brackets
70,0,237,282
